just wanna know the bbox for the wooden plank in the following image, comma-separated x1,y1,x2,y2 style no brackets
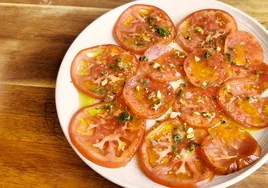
0,139,118,188
0,0,132,9
220,0,268,29
0,4,109,88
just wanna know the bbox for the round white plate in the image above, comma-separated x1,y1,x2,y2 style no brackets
56,0,268,187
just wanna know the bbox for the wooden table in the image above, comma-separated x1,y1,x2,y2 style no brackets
0,0,267,187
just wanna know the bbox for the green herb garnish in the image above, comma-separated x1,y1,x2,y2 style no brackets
177,89,183,97
118,111,133,122
189,141,200,152
139,56,148,61
173,134,183,143
204,51,212,58
110,64,118,71
92,88,105,94
148,16,154,25
154,25,169,37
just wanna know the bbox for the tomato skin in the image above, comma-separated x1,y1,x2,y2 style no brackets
123,74,175,119
176,9,237,53
71,44,139,99
200,121,261,175
113,4,176,54
217,77,268,128
69,100,146,168
139,118,214,188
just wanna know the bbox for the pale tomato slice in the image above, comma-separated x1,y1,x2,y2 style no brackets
144,44,172,62
217,76,268,128
71,44,139,100
201,119,261,175
113,4,176,54
69,99,146,168
224,31,264,69
176,9,237,52
139,118,214,187
184,48,230,88
140,46,187,82
123,74,175,119
173,82,223,128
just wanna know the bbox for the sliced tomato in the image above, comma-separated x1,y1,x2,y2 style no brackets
176,9,237,52
230,62,268,79
144,44,172,62
217,76,268,128
173,82,223,128
113,4,176,54
71,44,139,100
139,118,214,187
123,74,175,119
69,99,146,168
140,46,187,82
184,48,230,88
224,31,264,70
201,119,261,175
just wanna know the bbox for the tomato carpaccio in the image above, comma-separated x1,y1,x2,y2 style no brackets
201,119,261,175
123,74,175,119
173,82,223,128
69,99,145,168
184,48,230,88
217,76,268,128
113,4,176,54
140,45,187,82
176,9,237,53
71,44,139,100
139,118,214,187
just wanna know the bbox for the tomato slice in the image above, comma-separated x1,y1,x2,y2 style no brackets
217,76,268,128
139,118,214,187
201,118,261,175
144,44,173,62
123,74,175,119
173,82,223,128
184,48,230,88
113,4,176,54
224,30,264,69
176,9,237,53
71,44,139,100
69,99,146,168
140,46,187,82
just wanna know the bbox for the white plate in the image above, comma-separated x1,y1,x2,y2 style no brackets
55,0,268,187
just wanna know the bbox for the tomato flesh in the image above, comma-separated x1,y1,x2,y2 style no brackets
201,118,261,174
69,99,146,168
139,118,214,187
71,44,139,100
114,4,176,54
176,9,237,52
123,74,175,119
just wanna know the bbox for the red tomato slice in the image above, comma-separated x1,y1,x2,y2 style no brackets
224,30,264,69
173,82,223,128
230,62,268,79
217,76,268,128
144,44,172,62
184,48,230,88
123,74,175,119
113,4,176,54
176,9,237,52
69,99,146,168
201,119,261,175
140,46,187,82
71,44,139,100
139,118,214,187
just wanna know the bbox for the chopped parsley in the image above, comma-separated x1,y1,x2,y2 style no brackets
154,25,169,37
118,111,133,122
92,87,105,94
189,141,200,152
203,51,212,58
148,16,154,25
139,56,148,62
177,89,183,97
115,57,121,62
135,41,144,46
172,143,179,157
101,71,108,76
110,64,118,71
226,53,232,63
173,134,183,143
140,78,150,86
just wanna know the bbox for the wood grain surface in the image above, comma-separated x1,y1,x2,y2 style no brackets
0,0,267,188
